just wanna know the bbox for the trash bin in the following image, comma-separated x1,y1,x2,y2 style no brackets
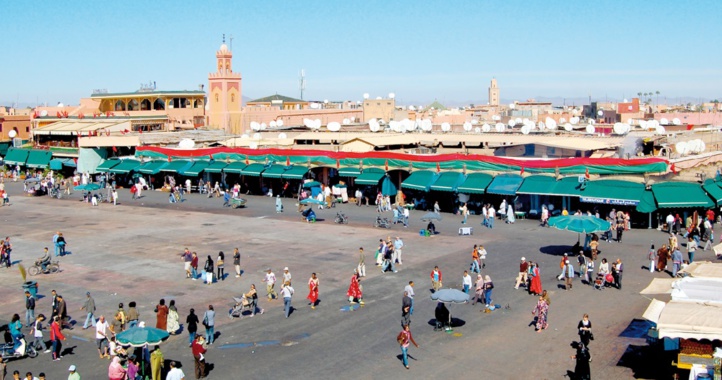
22,281,38,297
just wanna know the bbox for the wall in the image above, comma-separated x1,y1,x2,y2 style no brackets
0,115,32,141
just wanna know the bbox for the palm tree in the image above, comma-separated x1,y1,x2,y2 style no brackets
655,91,661,105
637,92,642,99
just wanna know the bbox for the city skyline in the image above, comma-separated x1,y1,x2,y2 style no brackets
1,0,720,107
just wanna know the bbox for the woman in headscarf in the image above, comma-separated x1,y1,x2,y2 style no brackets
204,255,214,285
483,275,494,307
108,356,127,380
347,269,364,305
529,262,542,296
307,273,319,309
471,274,485,306
155,299,168,331
531,296,549,332
166,299,180,335
275,195,283,213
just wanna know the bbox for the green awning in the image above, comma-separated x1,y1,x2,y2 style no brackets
517,176,582,197
486,173,523,195
138,160,169,175
108,159,141,174
160,160,192,173
354,168,385,185
204,161,228,173
25,150,54,169
49,158,76,171
338,166,362,177
282,166,309,180
96,159,121,172
429,172,465,192
3,148,29,166
457,173,493,194
579,179,654,211
261,164,287,179
241,163,266,176
182,161,209,176
223,162,247,174
402,171,439,192
702,179,722,206
652,182,714,208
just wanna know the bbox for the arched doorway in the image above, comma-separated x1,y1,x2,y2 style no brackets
140,99,151,110
114,100,126,111
153,98,165,110
128,99,140,111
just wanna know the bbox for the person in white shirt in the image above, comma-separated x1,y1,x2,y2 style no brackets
488,206,496,228
403,207,410,227
665,213,675,234
185,179,192,194
282,267,292,285
462,271,472,294
166,360,185,380
279,282,295,318
393,237,404,265
95,315,110,358
263,269,277,300
404,281,415,315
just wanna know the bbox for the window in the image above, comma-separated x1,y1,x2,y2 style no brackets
215,94,219,102
524,144,535,156
231,94,235,102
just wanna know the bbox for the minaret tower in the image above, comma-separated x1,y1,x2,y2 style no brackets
208,34,242,133
488,78,499,106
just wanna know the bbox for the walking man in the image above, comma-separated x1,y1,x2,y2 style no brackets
233,248,241,278
263,268,277,300
25,291,35,329
357,247,366,277
191,335,207,379
564,260,575,291
181,248,192,279
80,292,96,329
394,237,404,265
280,281,295,318
397,324,419,369
404,281,415,315
514,257,529,289
430,266,442,292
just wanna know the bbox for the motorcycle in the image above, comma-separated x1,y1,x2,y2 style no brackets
374,215,390,229
28,260,60,276
0,336,38,361
334,212,348,224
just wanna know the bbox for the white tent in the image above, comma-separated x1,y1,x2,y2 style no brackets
678,261,722,278
643,299,722,340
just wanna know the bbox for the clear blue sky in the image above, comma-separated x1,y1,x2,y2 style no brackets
1,0,719,107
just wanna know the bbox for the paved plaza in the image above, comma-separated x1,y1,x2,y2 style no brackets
1,183,710,379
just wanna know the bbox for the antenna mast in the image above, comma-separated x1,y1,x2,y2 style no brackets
299,69,306,100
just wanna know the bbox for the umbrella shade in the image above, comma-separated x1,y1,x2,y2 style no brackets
548,215,611,234
116,326,169,347
420,212,442,221
430,288,470,304
302,181,322,188
24,178,41,184
74,183,102,191
300,198,325,205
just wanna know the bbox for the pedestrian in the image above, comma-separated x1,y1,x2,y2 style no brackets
514,257,529,289
470,245,480,273
167,300,180,335
280,281,295,318
57,234,67,256
564,260,575,291
307,273,319,309
483,275,494,306
203,255,214,284
108,356,127,380
687,237,697,263
529,263,542,295
263,268,278,300
186,308,199,347
460,202,469,224
394,237,404,265
55,295,70,330
127,301,139,329
244,284,264,316
347,269,364,305
613,258,624,289
471,274,485,305
216,251,225,281
357,247,366,277
49,316,65,361
67,365,80,380
397,324,419,369
578,314,593,347
275,194,283,213
430,266,442,292
24,291,35,329
401,305,411,328
116,303,127,332
202,305,215,345
462,270,472,294
585,258,594,286
112,188,118,205
191,252,199,280
31,314,48,353
402,291,412,317
126,355,140,380
648,244,657,273
488,205,496,228
95,315,110,359
80,292,96,329
150,346,164,380
181,248,192,279
155,299,168,331
556,253,569,280
531,296,549,332
403,207,410,227
52,231,60,257
282,267,292,285
382,243,397,273
191,335,207,379
166,360,185,380
571,342,592,380
233,247,241,278
616,219,624,243
478,245,487,269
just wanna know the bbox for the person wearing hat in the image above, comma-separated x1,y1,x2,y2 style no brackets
514,258,529,289
263,268,277,300
67,365,80,380
564,259,575,291
557,253,569,281
80,292,96,329
282,267,292,286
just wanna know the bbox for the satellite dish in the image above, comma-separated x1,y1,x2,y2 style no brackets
441,122,451,132
570,116,579,125
638,120,647,129
375,96,382,100
521,125,531,135
269,120,277,128
403,119,415,132
363,93,369,99
586,125,595,134
310,103,320,109
178,138,195,149
564,123,573,132
252,133,262,140
660,118,669,125
474,127,481,133
559,117,567,124
250,121,261,131
8,130,17,138
589,120,595,125
495,123,505,132
463,122,472,131
673,118,681,125
482,123,491,133
342,118,350,125
421,119,433,132
57,103,64,107
278,133,287,139
276,119,284,127
675,141,687,155
509,103,516,109
40,110,48,117
597,110,604,117
508,119,517,127
323,99,329,104
700,140,706,152
388,93,395,99
249,142,258,149
327,121,341,132
471,119,479,125
538,122,546,131
623,98,628,103
492,115,500,121
613,122,628,135
408,105,416,111
260,122,267,130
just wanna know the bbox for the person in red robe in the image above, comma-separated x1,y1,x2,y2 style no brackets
529,262,543,296
347,270,364,305
307,273,319,309
155,299,169,331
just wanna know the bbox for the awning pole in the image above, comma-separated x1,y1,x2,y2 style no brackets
648,212,652,229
